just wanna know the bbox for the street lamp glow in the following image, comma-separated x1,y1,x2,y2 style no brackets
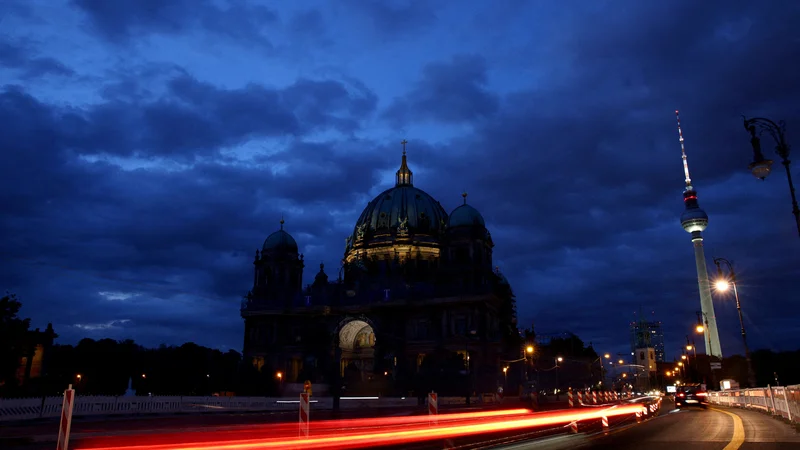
556,356,563,362
76,374,82,380
526,345,534,354
686,345,693,351
617,359,624,365
678,362,683,366
666,371,671,376
276,371,283,379
681,355,687,360
715,280,730,291
696,325,705,333
503,367,508,373
604,353,610,359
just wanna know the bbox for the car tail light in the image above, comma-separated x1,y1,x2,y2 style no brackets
677,393,685,397
696,392,707,397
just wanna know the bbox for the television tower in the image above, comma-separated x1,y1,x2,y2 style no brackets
676,110,723,359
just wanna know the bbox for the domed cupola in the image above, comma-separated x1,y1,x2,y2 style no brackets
251,218,304,308
263,218,298,254
344,140,448,266
448,192,486,228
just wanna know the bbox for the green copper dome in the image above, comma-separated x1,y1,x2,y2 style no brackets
262,220,298,253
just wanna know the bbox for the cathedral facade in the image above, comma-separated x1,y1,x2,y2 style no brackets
240,145,518,396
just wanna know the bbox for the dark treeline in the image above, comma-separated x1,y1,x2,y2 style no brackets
6,337,277,398
0,293,276,398
717,350,800,388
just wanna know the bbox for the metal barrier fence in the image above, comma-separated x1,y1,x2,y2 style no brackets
0,394,501,422
707,384,799,424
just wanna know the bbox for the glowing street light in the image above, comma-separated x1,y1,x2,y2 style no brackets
686,344,693,351
695,324,705,333
713,256,756,387
617,359,624,365
556,356,563,362
604,353,610,359
526,345,534,354
681,355,687,360
715,279,730,292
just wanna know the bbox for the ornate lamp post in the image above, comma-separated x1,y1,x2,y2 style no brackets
743,116,800,237
712,257,757,388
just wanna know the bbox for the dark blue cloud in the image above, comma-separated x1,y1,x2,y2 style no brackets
1,0,798,361
383,55,499,125
0,40,75,79
71,0,278,47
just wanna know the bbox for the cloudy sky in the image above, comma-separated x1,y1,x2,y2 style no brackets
2,0,798,360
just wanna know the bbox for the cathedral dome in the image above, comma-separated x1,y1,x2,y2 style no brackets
353,186,448,238
448,193,485,228
263,220,298,253
345,145,448,257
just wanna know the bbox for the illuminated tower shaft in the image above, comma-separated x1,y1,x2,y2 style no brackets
676,111,723,359
688,228,722,358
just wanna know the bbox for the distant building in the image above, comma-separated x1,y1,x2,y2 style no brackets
15,323,57,386
240,145,519,395
630,320,665,362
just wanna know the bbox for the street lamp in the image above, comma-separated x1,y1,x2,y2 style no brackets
713,257,757,387
743,116,800,237
555,357,563,397
696,311,718,389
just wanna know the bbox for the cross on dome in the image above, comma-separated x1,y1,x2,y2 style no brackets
395,139,413,186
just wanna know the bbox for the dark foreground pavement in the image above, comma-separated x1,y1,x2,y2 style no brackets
491,401,800,450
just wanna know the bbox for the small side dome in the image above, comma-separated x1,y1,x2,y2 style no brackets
262,219,298,253
448,192,485,228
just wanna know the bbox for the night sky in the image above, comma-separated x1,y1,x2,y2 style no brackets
2,1,799,361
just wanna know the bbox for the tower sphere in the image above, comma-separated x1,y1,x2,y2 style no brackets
681,208,708,233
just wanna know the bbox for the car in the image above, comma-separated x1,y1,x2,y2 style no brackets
675,384,708,409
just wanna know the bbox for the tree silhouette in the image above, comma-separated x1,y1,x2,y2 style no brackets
0,293,31,391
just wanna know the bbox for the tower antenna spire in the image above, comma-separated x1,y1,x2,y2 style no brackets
676,110,693,190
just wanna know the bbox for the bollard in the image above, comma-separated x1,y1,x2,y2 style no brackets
601,415,609,432
592,391,597,404
57,384,76,450
635,410,642,423
578,391,584,405
299,393,310,438
568,389,574,408
428,391,438,425
570,420,579,434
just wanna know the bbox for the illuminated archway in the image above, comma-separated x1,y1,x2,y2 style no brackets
339,319,375,351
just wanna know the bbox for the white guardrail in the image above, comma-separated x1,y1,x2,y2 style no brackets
0,394,500,422
708,384,799,424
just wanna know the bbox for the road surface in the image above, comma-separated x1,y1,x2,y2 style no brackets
496,402,800,450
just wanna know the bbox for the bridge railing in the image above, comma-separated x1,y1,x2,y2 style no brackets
707,385,799,424
0,394,502,422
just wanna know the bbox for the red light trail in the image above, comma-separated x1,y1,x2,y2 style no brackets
78,404,650,450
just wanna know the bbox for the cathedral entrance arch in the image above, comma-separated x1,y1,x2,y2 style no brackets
336,316,376,382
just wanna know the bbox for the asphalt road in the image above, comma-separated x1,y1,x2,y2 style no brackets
494,402,800,450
